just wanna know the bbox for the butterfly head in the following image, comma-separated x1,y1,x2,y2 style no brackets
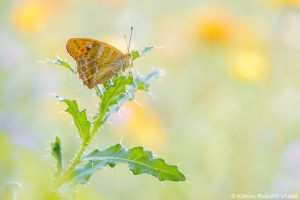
122,53,132,70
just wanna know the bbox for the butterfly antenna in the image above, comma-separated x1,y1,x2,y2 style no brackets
127,26,133,54
124,35,129,52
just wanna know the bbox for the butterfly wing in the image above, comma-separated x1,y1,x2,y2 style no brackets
66,38,130,88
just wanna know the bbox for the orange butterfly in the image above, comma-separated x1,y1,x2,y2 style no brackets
66,28,133,89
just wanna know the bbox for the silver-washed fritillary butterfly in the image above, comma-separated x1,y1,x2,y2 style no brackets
66,28,133,89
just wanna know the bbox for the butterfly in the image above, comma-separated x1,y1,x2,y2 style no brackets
66,28,133,89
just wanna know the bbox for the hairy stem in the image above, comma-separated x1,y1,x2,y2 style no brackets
54,141,88,188
54,98,104,188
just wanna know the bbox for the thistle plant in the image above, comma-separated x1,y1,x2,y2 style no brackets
45,47,186,199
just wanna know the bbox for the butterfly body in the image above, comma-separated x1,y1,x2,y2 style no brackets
66,38,131,89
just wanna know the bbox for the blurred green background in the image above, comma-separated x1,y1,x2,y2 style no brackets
1,0,300,199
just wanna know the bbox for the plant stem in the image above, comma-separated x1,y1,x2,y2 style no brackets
54,89,105,188
54,141,88,188
54,115,104,188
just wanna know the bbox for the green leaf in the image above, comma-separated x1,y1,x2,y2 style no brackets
93,75,134,129
134,70,163,91
51,136,63,176
93,71,161,129
131,51,140,60
47,58,74,73
80,144,186,182
57,96,91,142
70,161,107,185
131,46,154,60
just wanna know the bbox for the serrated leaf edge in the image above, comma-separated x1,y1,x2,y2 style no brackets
82,144,186,181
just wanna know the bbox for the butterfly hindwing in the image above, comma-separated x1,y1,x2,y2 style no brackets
66,38,130,88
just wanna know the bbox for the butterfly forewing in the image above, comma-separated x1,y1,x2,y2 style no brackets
66,38,130,89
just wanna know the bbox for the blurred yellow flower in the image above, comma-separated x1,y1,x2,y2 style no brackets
272,0,300,7
10,0,59,34
194,7,236,44
230,50,270,83
111,100,168,151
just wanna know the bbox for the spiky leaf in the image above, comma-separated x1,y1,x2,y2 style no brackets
78,144,186,182
134,70,163,91
51,137,63,176
92,71,161,131
57,96,91,142
131,46,154,60
47,58,74,73
96,75,134,125
70,161,107,185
